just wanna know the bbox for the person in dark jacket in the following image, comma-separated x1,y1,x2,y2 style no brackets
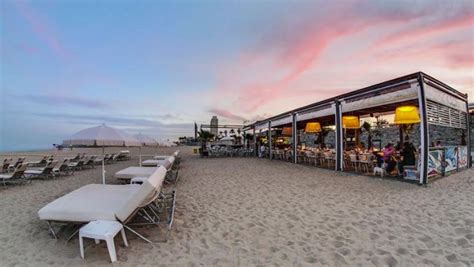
400,138,417,174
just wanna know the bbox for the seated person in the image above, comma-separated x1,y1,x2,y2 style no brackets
376,143,396,172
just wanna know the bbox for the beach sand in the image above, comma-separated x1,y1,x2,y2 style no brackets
0,147,473,266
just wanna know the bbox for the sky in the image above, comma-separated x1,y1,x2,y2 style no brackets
1,0,473,151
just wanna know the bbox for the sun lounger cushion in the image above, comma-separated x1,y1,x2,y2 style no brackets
114,167,158,179
132,166,166,206
147,166,166,189
153,155,170,160
142,157,174,168
116,166,166,214
25,170,43,175
38,184,141,222
167,157,175,166
141,159,166,167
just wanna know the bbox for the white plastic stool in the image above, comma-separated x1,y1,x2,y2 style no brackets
79,220,128,262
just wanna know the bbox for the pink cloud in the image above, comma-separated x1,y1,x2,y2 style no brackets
210,1,474,119
17,43,39,55
15,1,71,60
373,9,474,50
212,3,414,115
375,39,474,69
208,108,247,122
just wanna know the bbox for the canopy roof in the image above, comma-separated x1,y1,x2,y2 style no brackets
133,133,158,146
63,124,141,147
247,72,468,129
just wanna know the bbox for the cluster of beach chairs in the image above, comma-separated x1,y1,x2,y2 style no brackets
0,151,131,186
36,150,180,262
207,146,254,158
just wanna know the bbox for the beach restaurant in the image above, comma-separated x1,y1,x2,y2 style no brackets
244,72,471,184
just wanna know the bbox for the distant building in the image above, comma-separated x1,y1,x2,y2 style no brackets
194,122,198,139
210,116,218,137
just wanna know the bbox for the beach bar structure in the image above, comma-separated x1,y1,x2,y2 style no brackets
244,72,471,185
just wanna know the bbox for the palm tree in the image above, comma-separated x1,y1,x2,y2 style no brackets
198,129,215,142
197,130,214,157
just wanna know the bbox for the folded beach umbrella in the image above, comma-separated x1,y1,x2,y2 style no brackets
133,133,158,146
63,124,141,184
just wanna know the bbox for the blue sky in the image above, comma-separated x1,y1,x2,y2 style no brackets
1,0,473,151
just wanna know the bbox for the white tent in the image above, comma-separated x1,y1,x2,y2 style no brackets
213,136,234,146
63,124,141,184
133,133,158,146
63,124,141,147
160,139,176,147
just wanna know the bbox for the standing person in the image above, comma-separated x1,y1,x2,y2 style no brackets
399,138,417,174
259,142,266,158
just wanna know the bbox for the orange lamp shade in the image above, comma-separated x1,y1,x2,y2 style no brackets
394,106,420,124
305,122,321,133
342,116,360,129
281,127,292,136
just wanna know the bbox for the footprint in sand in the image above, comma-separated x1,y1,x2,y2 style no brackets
384,255,398,266
455,238,468,246
454,227,469,235
338,247,351,256
445,253,458,263
388,235,397,241
416,249,428,256
418,235,435,248
332,240,344,248
303,256,317,264
369,233,379,240
200,238,209,249
396,248,408,255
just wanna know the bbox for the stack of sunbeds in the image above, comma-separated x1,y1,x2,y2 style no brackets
0,163,29,185
116,150,180,185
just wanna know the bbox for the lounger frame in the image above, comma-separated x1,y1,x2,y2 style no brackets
43,190,177,243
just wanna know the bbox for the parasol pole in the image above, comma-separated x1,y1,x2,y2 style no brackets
102,146,106,184
139,145,142,167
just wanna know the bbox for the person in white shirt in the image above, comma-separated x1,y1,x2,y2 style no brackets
259,143,266,158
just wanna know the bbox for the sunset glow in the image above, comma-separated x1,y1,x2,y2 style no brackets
1,0,473,151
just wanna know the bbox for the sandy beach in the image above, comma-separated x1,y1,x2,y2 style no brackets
0,146,473,266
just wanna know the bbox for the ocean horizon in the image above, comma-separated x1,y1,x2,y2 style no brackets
0,146,55,154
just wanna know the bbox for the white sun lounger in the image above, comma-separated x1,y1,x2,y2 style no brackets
114,167,158,180
38,166,169,242
0,163,28,185
38,183,142,222
153,151,179,160
142,159,166,167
